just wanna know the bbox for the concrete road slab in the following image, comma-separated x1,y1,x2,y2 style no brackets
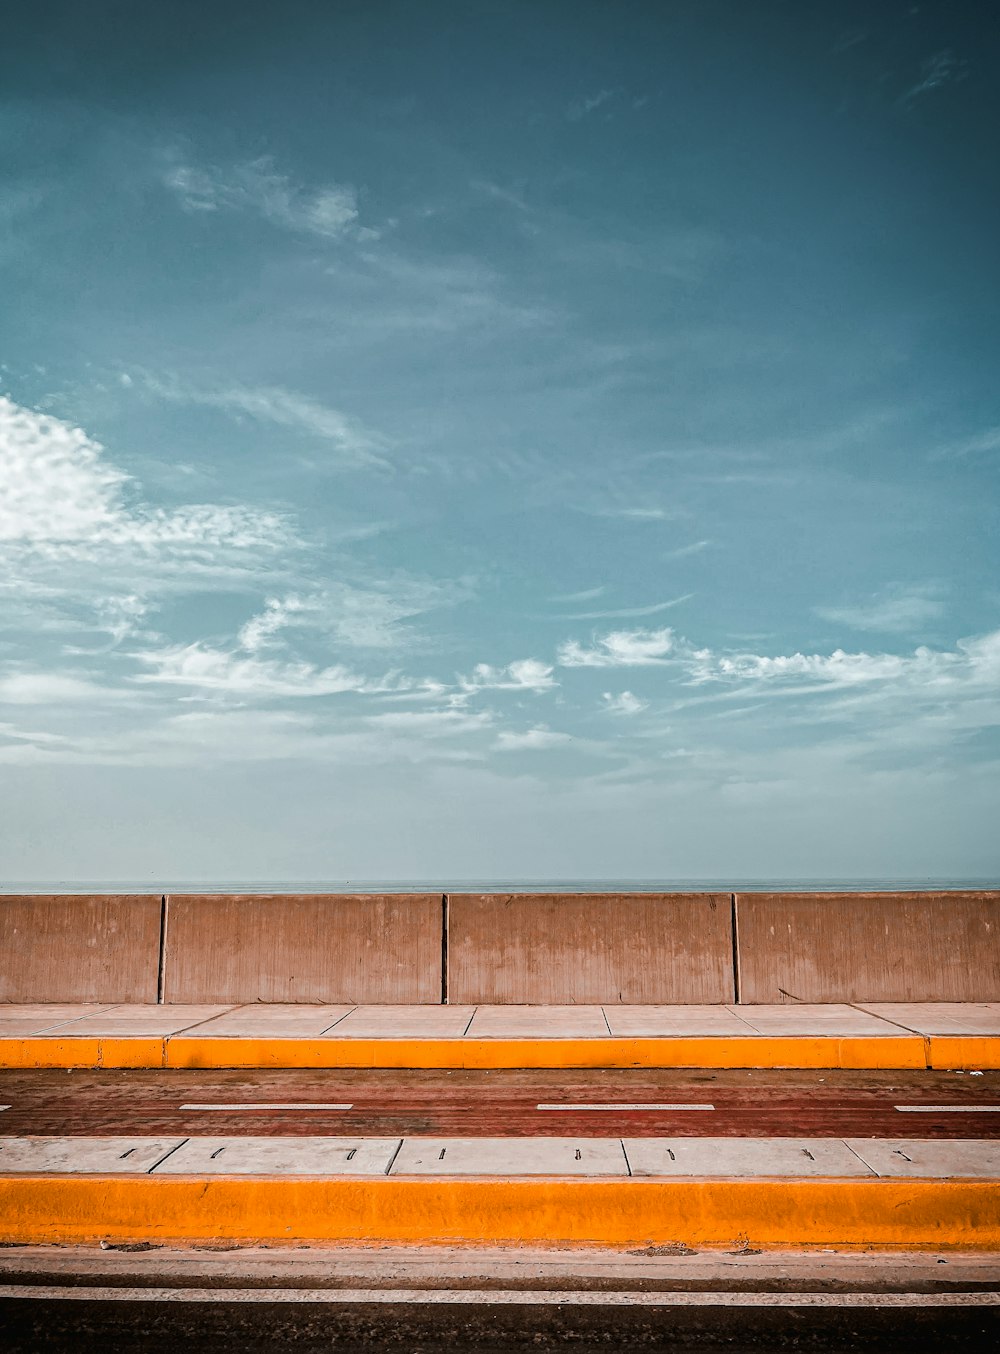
604,1006,755,1037
154,1136,401,1175
861,1004,1000,1036
624,1137,873,1177
466,1007,610,1038
0,1136,184,1173
390,1136,628,1176
52,1005,232,1036
845,1138,1000,1178
732,1006,909,1036
330,1006,476,1037
185,1006,355,1037
0,1006,114,1035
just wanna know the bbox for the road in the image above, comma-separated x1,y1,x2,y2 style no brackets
2,1067,998,1138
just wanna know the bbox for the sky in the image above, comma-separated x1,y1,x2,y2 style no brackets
1,0,999,884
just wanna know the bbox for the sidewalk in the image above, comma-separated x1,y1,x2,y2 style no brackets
2,1003,999,1069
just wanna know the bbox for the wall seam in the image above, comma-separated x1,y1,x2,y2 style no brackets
156,895,168,1005
730,892,741,1005
441,893,449,1005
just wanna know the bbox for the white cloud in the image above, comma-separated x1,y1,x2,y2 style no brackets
0,396,289,560
137,373,388,471
602,691,648,715
461,658,557,693
237,596,308,653
130,642,411,699
494,725,571,751
559,627,676,667
687,628,1000,695
163,156,368,240
816,584,945,634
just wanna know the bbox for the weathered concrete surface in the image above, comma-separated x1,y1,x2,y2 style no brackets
0,896,161,1003
735,892,1000,1004
162,895,442,1004
448,893,734,1004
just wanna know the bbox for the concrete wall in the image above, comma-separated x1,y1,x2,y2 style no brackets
736,891,1000,1003
4,890,999,1005
162,894,443,1004
0,894,161,1003
447,893,735,1004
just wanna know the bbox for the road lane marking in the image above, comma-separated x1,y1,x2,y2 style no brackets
179,1103,354,1111
536,1104,715,1112
0,1106,9,1112
0,1285,996,1306
895,1105,1000,1113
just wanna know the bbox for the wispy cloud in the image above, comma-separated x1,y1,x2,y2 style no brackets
136,373,389,471
931,426,1000,461
550,594,692,622
558,627,676,667
548,585,607,604
601,690,648,715
664,539,711,560
494,725,571,751
816,584,945,635
162,154,376,240
899,49,969,107
567,89,615,121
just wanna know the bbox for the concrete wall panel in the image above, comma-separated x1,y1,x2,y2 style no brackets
163,894,442,1003
448,893,734,1004
0,895,161,1003
736,891,1000,1003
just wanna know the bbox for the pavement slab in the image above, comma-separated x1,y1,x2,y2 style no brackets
845,1138,1000,1178
624,1137,874,1177
731,1006,911,1037
155,1136,402,1175
41,1006,232,1037
0,1136,185,1173
389,1136,629,1176
603,1006,755,1037
330,1006,476,1037
183,1006,355,1037
466,1006,611,1038
860,1004,1000,1036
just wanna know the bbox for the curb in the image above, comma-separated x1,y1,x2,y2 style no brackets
2,1175,998,1249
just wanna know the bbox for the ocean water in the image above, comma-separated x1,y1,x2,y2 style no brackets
1,877,996,893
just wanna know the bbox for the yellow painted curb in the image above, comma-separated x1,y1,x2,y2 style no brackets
929,1037,1000,1070
0,1033,933,1071
161,1035,929,1071
1,1176,997,1249
0,1037,166,1069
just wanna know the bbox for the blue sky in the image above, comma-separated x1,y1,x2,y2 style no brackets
1,1,998,882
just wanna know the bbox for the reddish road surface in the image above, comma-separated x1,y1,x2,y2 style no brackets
2,1068,999,1138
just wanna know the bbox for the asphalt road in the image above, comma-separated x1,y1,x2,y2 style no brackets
2,1067,998,1137
3,1293,998,1353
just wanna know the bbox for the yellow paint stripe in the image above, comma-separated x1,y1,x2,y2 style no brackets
1,1176,997,1249
0,1034,935,1071
929,1037,1000,1071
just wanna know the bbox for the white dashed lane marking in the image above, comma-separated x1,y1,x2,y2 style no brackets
179,1103,354,1111
536,1104,715,1112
